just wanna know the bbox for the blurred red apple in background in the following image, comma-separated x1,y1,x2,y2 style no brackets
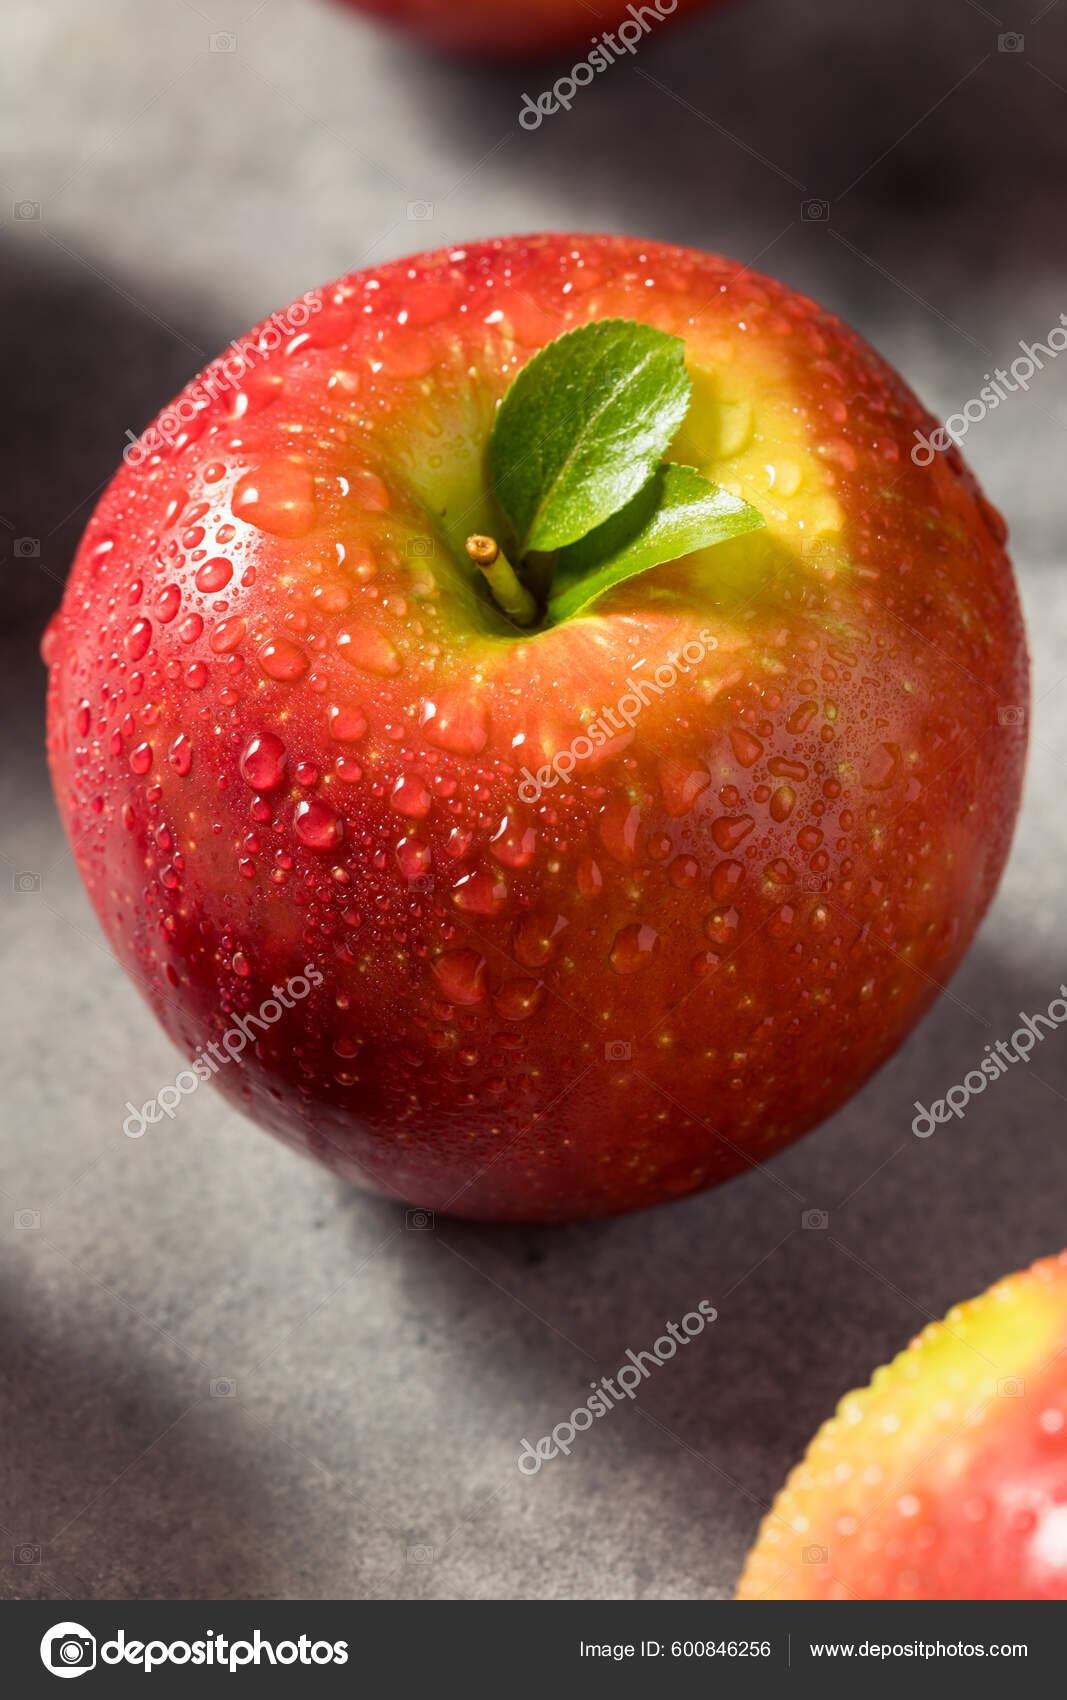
737,1250,1067,1599
344,0,707,60
44,234,1027,1222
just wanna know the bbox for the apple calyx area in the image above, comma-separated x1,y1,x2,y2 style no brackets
472,317,765,632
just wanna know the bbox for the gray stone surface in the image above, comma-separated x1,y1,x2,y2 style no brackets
1,0,1066,1601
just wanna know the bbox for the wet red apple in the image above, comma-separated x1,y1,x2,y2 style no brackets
737,1251,1067,1599
44,234,1027,1222
344,0,706,59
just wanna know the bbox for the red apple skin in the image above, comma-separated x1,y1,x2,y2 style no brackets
737,1252,1067,1600
344,0,708,59
44,234,1027,1222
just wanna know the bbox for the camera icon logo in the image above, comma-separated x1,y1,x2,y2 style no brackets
997,705,1025,727
210,1377,237,1397
14,537,40,557
802,1544,829,1564
406,537,435,558
14,871,41,893
407,201,434,221
14,200,40,221
998,1376,1025,1397
210,31,237,51
14,1543,41,1564
801,198,830,222
40,1622,96,1678
802,1208,829,1230
604,1040,631,1062
404,1207,435,1231
998,32,1024,52
405,1543,435,1563
407,874,434,893
14,1209,40,1230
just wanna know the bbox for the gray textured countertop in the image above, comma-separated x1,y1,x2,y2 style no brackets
2,0,1066,1601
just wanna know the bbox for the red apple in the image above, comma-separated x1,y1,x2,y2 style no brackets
736,1250,1067,1599
344,0,707,59
44,233,1027,1222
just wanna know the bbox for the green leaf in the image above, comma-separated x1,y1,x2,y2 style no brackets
488,319,692,556
547,463,765,623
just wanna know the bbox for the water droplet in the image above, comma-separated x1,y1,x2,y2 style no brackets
769,757,809,781
75,701,91,737
240,733,287,791
156,584,182,623
294,797,343,850
730,728,764,767
453,869,508,915
129,741,153,775
179,612,203,644
668,855,700,889
210,615,247,653
420,695,489,755
232,461,317,537
337,626,401,676
328,703,367,742
431,948,487,1005
494,978,543,1021
390,774,431,819
258,636,309,681
514,911,566,967
576,857,603,898
350,471,390,511
610,923,658,974
195,556,233,593
659,755,710,817
125,618,152,661
168,734,192,776
396,837,430,880
712,814,754,852
598,800,640,863
490,821,536,868
787,701,818,735
704,907,739,946
770,785,796,821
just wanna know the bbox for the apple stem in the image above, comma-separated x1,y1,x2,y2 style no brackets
465,535,539,627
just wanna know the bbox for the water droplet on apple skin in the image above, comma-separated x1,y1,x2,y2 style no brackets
240,733,287,791
294,798,343,850
432,949,487,1005
610,923,659,975
232,461,317,537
